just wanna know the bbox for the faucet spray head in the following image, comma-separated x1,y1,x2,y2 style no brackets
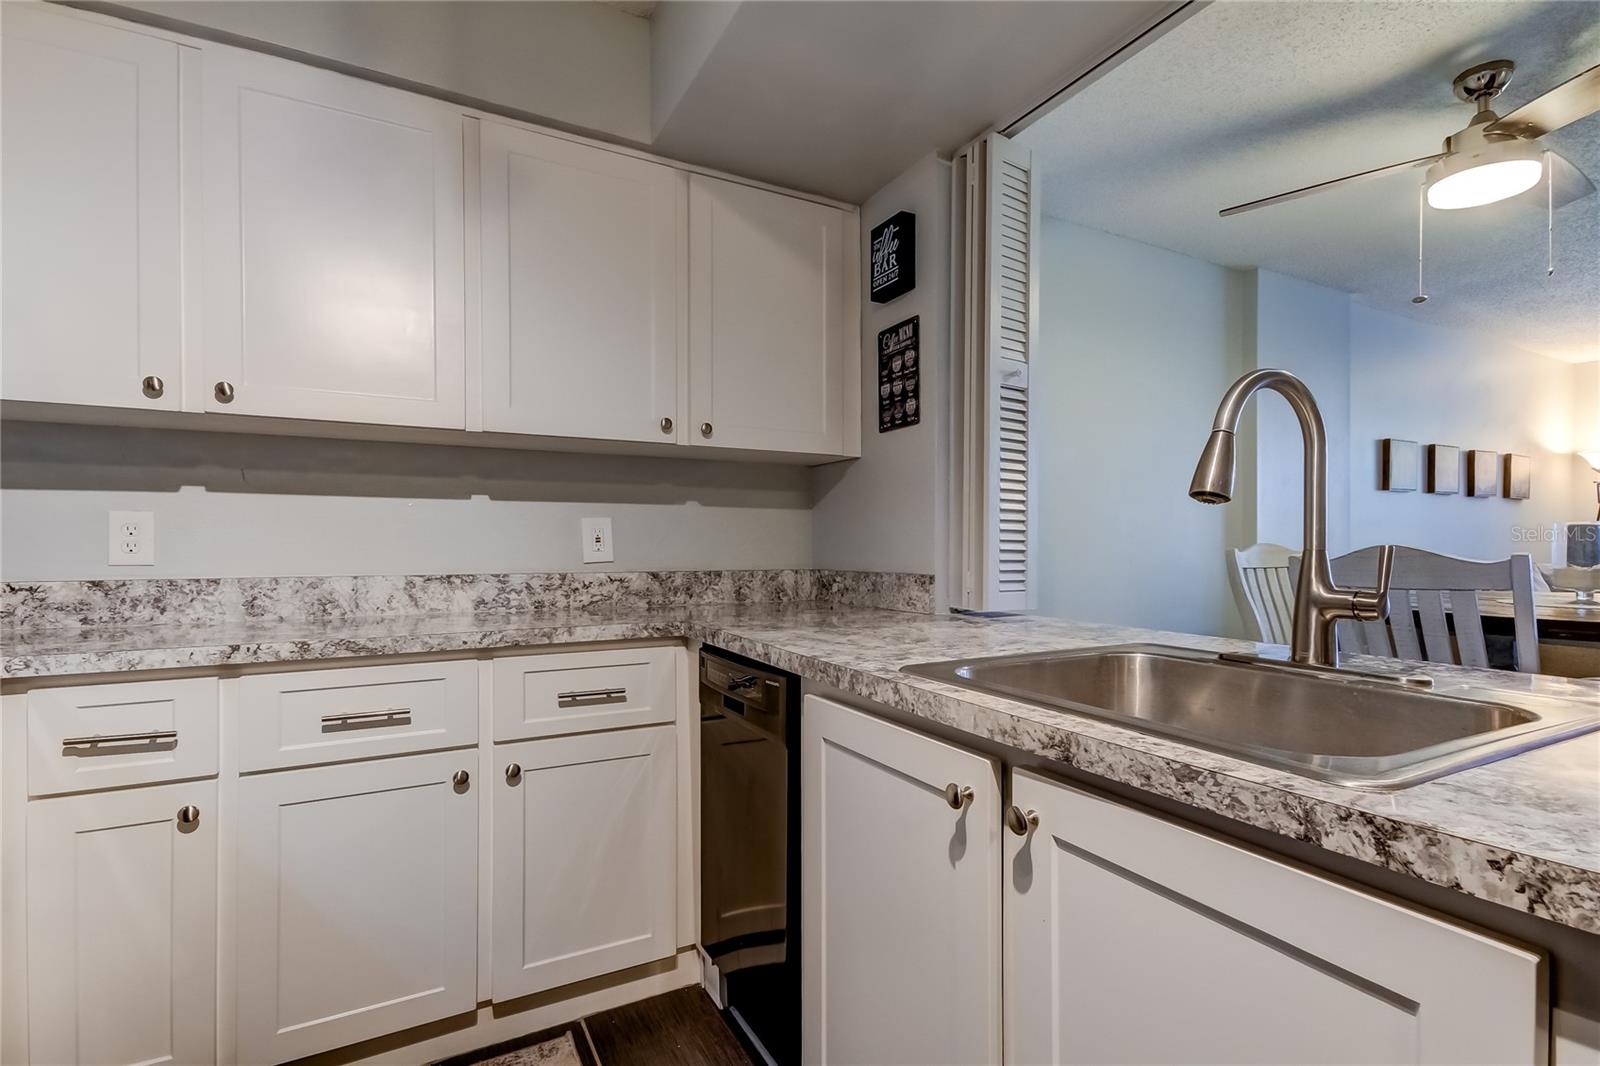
1189,430,1236,504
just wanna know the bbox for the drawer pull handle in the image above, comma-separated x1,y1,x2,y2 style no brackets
61,729,178,752
176,805,201,826
557,687,627,708
505,763,523,786
944,782,975,810
321,708,411,731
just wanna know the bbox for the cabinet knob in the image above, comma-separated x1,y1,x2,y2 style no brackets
214,381,235,404
176,805,201,826
660,417,674,434
505,763,522,786
141,375,165,399
452,770,470,791
700,422,713,438
943,783,974,810
1005,805,1039,836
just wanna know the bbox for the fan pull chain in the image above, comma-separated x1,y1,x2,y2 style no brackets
1546,150,1554,277
1412,182,1428,304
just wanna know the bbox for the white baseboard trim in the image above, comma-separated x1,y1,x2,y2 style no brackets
293,948,701,1066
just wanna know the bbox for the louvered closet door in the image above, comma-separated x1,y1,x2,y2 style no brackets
959,132,1038,612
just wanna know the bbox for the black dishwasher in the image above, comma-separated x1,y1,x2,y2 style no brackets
699,645,800,1066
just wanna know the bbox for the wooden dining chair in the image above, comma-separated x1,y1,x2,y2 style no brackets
1290,546,1540,673
1227,544,1296,644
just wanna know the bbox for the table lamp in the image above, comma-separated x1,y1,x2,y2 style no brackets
1582,451,1600,521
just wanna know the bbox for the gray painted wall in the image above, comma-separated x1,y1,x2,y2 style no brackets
1036,219,1249,637
1035,219,1594,639
1253,269,1352,555
0,424,812,579
1348,305,1590,561
811,154,952,604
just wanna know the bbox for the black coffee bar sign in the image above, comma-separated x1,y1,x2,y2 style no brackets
869,211,915,303
877,316,920,432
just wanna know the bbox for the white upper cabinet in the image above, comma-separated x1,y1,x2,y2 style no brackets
201,47,466,428
1,5,186,410
480,123,686,444
801,696,1003,1065
689,175,854,456
1004,770,1545,1065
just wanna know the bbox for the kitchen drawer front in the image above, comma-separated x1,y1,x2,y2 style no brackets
236,660,478,772
492,647,677,741
27,678,220,796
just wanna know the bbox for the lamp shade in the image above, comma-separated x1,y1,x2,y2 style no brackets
1425,141,1544,210
1580,451,1600,472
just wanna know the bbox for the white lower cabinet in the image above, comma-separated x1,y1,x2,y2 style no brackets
234,750,478,1064
1004,768,1545,1065
492,726,678,1000
800,695,1004,1066
25,781,218,1066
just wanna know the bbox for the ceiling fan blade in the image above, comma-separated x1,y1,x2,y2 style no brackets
1488,64,1600,138
1546,150,1596,209
1219,154,1443,217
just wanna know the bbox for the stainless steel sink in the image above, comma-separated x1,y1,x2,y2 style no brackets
902,644,1600,789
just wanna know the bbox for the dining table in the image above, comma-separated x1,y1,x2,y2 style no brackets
1477,590,1600,678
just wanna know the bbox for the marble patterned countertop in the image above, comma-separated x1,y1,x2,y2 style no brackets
4,603,1599,934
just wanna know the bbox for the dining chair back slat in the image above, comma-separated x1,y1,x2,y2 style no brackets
1289,546,1540,673
1228,544,1296,645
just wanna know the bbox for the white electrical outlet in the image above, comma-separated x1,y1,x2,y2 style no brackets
580,517,613,564
108,510,155,566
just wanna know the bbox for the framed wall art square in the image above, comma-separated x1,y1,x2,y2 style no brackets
1380,439,1419,492
1466,450,1498,497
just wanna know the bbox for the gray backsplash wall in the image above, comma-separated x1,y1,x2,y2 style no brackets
0,421,815,579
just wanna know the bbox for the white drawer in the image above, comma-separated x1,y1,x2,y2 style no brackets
27,678,220,796
235,660,477,772
492,647,677,741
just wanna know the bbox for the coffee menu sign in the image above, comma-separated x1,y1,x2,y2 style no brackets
870,211,915,303
877,316,920,432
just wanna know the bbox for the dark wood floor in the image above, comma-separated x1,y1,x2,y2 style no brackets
585,987,754,1066
437,988,754,1066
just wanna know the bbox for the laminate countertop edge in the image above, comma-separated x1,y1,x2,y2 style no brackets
4,603,1598,934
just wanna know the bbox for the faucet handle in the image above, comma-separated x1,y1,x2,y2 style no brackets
1352,544,1396,621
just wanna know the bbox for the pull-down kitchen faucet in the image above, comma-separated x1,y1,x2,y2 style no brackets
1190,369,1395,668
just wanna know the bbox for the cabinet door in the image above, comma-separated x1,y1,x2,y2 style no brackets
235,751,477,1064
493,726,677,999
1,4,183,410
481,122,685,443
801,696,1002,1065
26,781,217,1066
1004,770,1544,1065
202,47,465,427
689,176,850,455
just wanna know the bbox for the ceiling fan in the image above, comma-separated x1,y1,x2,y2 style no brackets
1220,60,1600,217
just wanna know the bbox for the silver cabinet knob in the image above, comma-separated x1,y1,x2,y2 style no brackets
700,422,713,438
944,783,974,810
452,770,470,791
1005,806,1039,836
505,763,522,786
214,381,235,404
176,805,201,826
142,375,165,399
660,417,674,434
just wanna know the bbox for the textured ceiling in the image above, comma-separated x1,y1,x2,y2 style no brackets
1019,1,1600,362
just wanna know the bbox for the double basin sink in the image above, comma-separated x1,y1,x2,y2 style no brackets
903,644,1600,789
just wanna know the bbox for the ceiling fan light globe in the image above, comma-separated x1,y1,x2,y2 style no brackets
1424,141,1544,210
